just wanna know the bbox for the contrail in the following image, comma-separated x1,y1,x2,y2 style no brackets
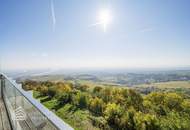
88,22,102,27
88,21,107,32
51,0,56,31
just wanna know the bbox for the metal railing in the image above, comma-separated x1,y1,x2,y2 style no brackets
0,73,74,130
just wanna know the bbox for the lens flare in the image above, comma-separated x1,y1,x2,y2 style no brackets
98,9,112,32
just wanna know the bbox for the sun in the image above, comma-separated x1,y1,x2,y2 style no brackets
98,9,112,32
89,8,113,32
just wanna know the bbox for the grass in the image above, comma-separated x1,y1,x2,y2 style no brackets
33,91,99,130
42,99,57,109
55,104,94,130
76,79,125,88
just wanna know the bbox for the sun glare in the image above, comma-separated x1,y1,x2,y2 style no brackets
95,9,112,32
98,9,112,32
89,8,113,32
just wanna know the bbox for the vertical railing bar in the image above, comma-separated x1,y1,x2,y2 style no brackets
0,74,3,99
14,85,17,129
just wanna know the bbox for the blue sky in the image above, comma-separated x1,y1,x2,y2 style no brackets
1,0,190,70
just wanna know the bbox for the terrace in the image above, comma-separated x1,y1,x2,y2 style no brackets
0,73,73,130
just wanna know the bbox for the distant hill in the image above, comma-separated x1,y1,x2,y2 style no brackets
16,70,190,88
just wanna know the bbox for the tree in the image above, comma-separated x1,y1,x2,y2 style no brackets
112,88,125,105
41,81,54,87
134,112,160,130
104,103,123,127
143,100,167,116
56,83,72,93
144,92,165,105
181,99,190,115
89,97,105,115
57,92,72,106
37,85,48,96
76,84,89,92
100,87,112,103
126,89,143,110
159,111,190,130
164,93,183,111
119,107,136,130
93,86,103,93
22,80,39,90
47,87,56,98
72,92,88,108
89,116,109,130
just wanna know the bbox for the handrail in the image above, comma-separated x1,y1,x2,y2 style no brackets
0,73,74,130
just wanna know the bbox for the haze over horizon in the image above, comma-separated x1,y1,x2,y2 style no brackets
1,0,190,71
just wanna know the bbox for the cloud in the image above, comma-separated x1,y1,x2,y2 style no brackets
51,0,56,31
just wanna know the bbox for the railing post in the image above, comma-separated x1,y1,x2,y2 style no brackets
0,74,4,98
1,75,6,100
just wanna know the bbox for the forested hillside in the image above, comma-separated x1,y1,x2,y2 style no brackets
22,80,190,130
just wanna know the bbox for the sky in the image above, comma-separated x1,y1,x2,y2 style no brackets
1,0,190,71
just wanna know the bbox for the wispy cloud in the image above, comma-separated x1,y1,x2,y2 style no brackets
51,0,56,31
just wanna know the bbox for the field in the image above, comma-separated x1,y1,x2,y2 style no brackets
136,80,190,89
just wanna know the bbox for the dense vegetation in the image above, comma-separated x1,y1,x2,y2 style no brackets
22,80,190,130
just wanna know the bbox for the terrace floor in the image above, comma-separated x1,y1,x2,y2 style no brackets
0,98,11,130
